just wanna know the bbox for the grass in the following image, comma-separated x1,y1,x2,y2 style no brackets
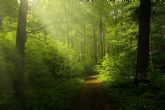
99,74,165,110
0,78,84,110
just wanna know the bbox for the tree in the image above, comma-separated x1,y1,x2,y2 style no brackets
14,0,28,96
93,28,97,64
0,16,2,27
135,0,151,86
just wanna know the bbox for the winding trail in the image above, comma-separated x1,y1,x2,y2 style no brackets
72,75,116,110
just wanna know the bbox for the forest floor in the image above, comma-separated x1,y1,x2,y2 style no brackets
72,75,116,110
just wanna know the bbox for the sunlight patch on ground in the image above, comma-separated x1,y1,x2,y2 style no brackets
84,75,100,84
85,79,100,84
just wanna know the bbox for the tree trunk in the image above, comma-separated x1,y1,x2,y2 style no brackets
83,23,86,63
93,28,97,64
64,3,70,47
14,0,28,97
99,17,104,59
135,0,151,86
0,17,2,28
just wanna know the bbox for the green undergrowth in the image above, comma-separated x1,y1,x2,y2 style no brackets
99,74,165,110
1,78,84,110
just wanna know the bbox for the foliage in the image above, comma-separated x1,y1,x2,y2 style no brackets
101,75,165,110
0,31,84,110
0,5,85,108
0,33,15,105
0,0,165,109
1,78,83,110
96,1,138,81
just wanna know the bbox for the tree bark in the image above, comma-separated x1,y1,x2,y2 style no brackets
83,23,86,62
99,17,104,59
14,0,28,97
0,17,2,28
93,28,97,64
135,0,151,86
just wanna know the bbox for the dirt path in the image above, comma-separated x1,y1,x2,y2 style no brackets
72,75,116,110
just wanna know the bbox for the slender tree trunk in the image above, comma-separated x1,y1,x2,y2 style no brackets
66,23,70,47
135,0,151,86
83,23,86,62
64,2,70,47
80,42,85,63
66,13,70,47
149,37,153,71
99,17,104,59
0,17,2,28
14,0,28,97
93,28,97,64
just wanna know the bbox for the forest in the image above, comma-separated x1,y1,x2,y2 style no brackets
0,0,165,110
